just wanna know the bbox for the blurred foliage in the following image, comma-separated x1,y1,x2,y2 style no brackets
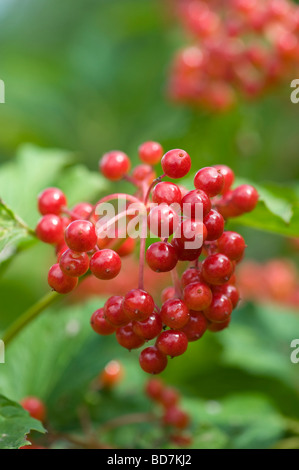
0,0,299,450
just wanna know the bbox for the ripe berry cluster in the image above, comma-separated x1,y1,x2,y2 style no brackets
238,258,299,308
168,0,299,111
145,378,192,446
36,141,258,374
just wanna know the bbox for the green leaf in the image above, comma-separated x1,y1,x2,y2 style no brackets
0,394,45,449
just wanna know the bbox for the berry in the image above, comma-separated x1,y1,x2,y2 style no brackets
194,167,224,197
36,215,64,245
138,141,163,165
139,346,168,374
90,308,116,335
145,378,164,400
148,204,179,238
181,189,211,218
132,164,156,184
213,165,235,194
180,311,208,342
133,312,163,340
146,242,178,272
181,267,203,288
160,299,190,329
183,281,212,311
152,182,182,205
38,187,67,216
90,249,121,280
208,317,231,332
203,210,225,241
156,330,188,357
217,231,246,261
160,387,180,408
161,149,191,179
202,253,234,285
213,284,240,309
175,219,207,250
48,264,78,294
100,360,124,388
115,237,136,257
65,220,97,252
123,289,155,322
231,184,259,212
163,406,190,429
171,237,203,262
204,293,233,323
99,151,131,181
71,202,93,220
161,286,176,303
104,296,129,327
59,249,89,277
116,324,145,350
20,397,46,422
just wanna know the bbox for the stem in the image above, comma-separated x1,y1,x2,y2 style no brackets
97,209,130,237
171,267,182,299
2,291,59,346
123,174,138,187
96,193,140,206
144,174,165,205
138,215,147,290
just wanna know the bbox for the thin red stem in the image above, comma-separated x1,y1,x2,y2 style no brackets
171,267,182,299
138,214,147,290
144,174,166,205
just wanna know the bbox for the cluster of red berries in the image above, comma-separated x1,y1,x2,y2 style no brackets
145,378,192,446
238,258,299,308
168,0,299,111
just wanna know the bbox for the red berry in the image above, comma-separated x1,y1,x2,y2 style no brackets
145,378,164,400
181,267,203,288
65,220,97,252
115,237,136,257
116,324,145,350
175,219,207,250
36,215,64,245
133,312,163,340
152,182,182,205
171,237,203,262
20,397,46,422
231,184,259,213
160,387,180,408
203,210,225,241
71,202,93,220
160,299,190,329
100,360,124,388
90,249,121,280
217,231,246,261
204,293,233,323
99,151,131,181
212,284,239,309
132,164,156,185
163,406,189,429
139,346,168,374
181,189,211,218
90,308,116,335
138,141,163,165
48,264,78,294
59,249,89,277
156,330,188,357
148,204,179,238
170,433,192,447
208,317,231,332
213,165,235,194
194,167,224,197
38,187,67,216
161,286,176,303
123,289,155,322
202,253,234,285
180,311,208,342
146,242,178,272
161,149,191,179
104,296,129,327
183,282,212,311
